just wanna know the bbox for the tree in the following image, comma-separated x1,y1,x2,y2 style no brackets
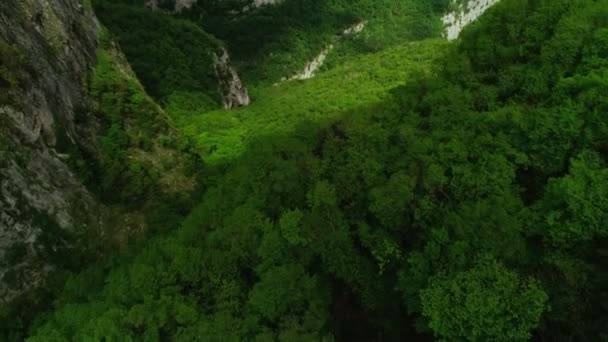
420,259,548,342
543,151,608,245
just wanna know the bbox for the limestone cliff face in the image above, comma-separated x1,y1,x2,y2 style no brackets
146,0,283,12
285,21,366,82
246,0,283,11
252,0,282,6
0,0,105,303
443,0,500,40
146,0,197,13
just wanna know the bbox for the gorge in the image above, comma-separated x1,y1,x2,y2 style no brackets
2,0,607,340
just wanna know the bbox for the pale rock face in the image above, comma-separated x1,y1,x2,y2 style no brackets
242,0,284,11
443,0,500,40
286,21,366,81
213,48,251,109
147,0,284,13
289,45,333,81
146,0,197,13
146,0,158,10
342,21,366,35
174,0,197,12
253,0,283,8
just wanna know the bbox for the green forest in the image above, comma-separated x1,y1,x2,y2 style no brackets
3,0,608,340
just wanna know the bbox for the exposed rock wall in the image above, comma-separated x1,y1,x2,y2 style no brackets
285,21,366,82
146,0,197,13
174,0,197,12
288,45,333,81
0,0,105,303
244,0,283,11
213,47,250,108
443,0,500,40
253,0,282,7
146,0,284,13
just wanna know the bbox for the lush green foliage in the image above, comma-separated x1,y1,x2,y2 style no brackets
175,39,446,163
420,259,547,341
16,0,608,340
88,30,168,205
93,0,223,109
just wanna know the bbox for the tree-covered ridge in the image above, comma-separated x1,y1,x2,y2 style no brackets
21,0,608,340
93,0,224,109
95,0,454,93
199,0,452,84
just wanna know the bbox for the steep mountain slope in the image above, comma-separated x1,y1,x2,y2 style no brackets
93,0,251,110
0,0,196,323
0,0,104,304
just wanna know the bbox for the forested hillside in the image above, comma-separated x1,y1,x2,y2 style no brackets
2,0,608,340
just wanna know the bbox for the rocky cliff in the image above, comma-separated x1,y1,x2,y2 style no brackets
213,47,250,108
0,0,107,303
443,0,500,40
145,0,197,13
0,0,193,305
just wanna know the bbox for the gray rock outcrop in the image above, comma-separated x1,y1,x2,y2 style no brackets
213,47,250,109
443,0,500,40
146,0,197,13
0,0,105,304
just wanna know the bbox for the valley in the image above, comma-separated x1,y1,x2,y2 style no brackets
2,0,608,340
